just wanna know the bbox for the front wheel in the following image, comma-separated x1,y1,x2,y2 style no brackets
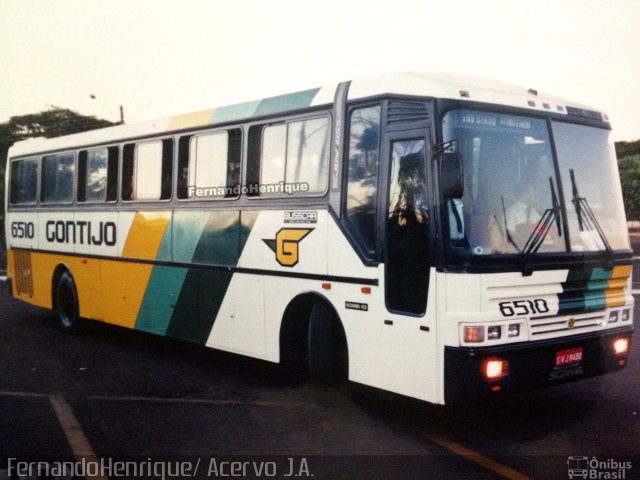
55,271,80,331
308,302,348,389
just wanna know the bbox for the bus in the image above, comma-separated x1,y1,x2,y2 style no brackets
4,72,633,405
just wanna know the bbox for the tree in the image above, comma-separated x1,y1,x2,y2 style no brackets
0,107,115,262
618,154,640,220
615,139,640,160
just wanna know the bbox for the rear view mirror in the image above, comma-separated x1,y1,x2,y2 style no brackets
440,152,464,198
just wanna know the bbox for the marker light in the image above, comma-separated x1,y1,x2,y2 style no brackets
613,338,629,356
484,359,509,380
487,326,501,340
622,309,631,322
508,323,520,338
464,326,485,343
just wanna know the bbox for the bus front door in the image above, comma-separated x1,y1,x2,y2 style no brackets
383,130,431,315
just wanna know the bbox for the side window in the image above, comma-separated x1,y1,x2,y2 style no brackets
177,128,241,200
41,153,75,204
9,158,38,205
247,115,329,197
78,147,118,202
122,139,173,201
261,124,287,187
286,117,329,193
345,105,381,254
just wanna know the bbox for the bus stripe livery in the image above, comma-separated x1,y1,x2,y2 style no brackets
5,72,633,405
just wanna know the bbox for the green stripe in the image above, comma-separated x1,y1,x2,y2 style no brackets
558,266,613,315
253,89,320,117
165,211,258,344
211,100,261,125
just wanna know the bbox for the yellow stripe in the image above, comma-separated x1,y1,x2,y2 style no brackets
167,108,215,130
101,212,171,328
50,396,108,480
122,211,171,259
421,431,534,480
606,264,632,308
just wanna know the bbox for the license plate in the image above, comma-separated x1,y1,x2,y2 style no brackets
555,347,583,367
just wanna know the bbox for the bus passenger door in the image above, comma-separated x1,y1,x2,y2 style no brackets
383,130,431,315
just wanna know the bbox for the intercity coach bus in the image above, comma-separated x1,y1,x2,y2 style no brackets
4,72,633,404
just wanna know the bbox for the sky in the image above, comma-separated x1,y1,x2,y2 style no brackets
1,0,639,141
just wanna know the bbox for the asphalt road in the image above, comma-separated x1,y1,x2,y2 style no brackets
0,279,638,480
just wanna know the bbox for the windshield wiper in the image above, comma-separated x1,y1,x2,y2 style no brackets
501,196,521,253
520,178,563,274
569,168,613,258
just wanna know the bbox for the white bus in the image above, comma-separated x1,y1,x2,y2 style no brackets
4,72,633,404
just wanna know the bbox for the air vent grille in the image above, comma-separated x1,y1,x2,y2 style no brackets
387,101,430,126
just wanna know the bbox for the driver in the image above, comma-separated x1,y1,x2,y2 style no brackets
506,182,540,239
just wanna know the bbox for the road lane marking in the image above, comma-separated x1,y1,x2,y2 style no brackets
89,394,318,409
0,390,52,398
49,396,108,480
418,431,534,480
0,390,317,409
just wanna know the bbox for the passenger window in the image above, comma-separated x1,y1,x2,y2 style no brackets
9,158,38,205
286,117,329,193
261,124,287,187
122,139,173,201
41,153,75,203
177,129,241,200
78,147,118,203
345,105,381,254
247,116,329,197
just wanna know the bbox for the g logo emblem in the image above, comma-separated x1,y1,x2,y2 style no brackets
263,228,313,267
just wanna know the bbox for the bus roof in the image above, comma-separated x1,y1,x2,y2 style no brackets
9,71,605,158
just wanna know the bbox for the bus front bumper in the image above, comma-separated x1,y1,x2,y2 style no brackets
444,326,633,403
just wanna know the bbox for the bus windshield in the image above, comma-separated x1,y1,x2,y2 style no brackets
552,122,629,252
441,109,629,258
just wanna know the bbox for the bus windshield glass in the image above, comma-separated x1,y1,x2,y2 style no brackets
552,122,629,252
442,109,564,256
442,109,629,257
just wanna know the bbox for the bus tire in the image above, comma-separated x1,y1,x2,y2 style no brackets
54,270,80,332
308,301,348,389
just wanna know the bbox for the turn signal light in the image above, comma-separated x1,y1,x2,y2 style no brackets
613,338,629,356
464,326,485,343
483,359,509,380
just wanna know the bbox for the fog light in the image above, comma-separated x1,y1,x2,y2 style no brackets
483,359,509,380
488,326,501,340
508,323,520,338
464,326,485,343
613,338,629,356
608,311,619,323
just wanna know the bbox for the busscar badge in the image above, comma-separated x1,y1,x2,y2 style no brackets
263,228,313,267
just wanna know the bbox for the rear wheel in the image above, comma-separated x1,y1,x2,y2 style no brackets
308,302,348,389
55,271,80,331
